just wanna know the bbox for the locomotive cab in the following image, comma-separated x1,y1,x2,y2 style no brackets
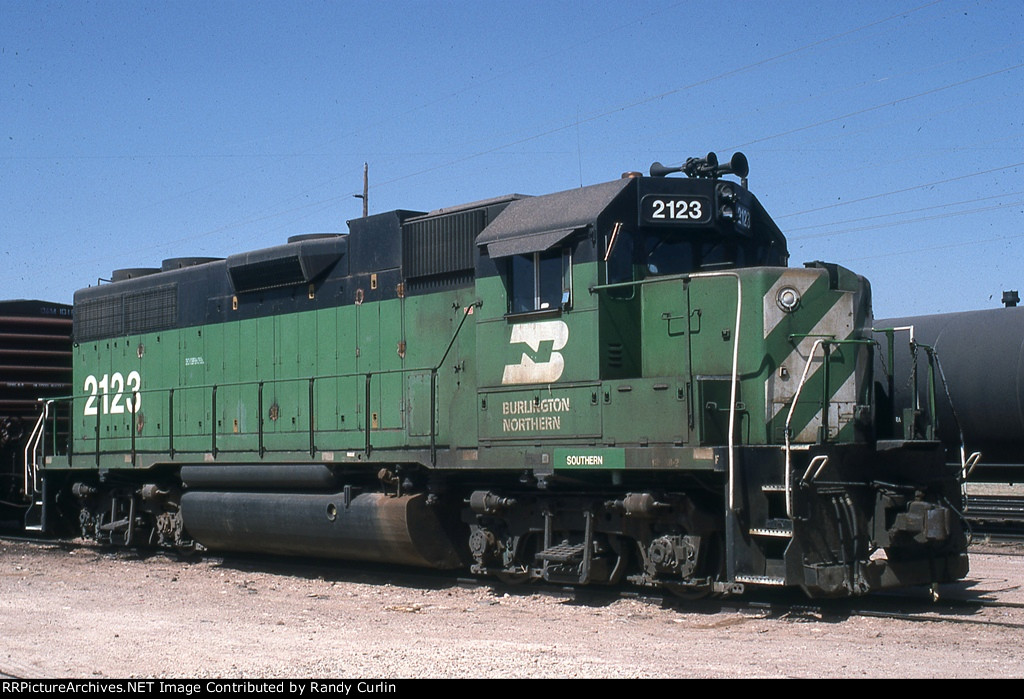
468,155,966,596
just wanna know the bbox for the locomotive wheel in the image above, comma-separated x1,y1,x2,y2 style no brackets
659,531,727,600
662,581,714,600
494,568,531,585
493,533,535,585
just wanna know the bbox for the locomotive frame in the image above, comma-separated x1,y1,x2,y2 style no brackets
26,154,969,598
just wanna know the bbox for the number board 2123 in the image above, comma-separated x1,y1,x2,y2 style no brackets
640,194,711,224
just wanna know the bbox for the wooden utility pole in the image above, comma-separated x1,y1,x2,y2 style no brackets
353,162,368,217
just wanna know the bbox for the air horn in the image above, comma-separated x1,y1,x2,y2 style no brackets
649,152,749,184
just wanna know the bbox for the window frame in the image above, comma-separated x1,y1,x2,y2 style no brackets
507,246,573,317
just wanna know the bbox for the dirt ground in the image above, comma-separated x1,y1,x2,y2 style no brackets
1,538,1023,679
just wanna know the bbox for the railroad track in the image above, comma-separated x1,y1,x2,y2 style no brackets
967,495,1024,523
132,539,1024,629
4,533,1023,637
966,494,1024,540
204,539,1024,631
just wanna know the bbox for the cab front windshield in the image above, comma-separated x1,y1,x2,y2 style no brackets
643,235,738,275
606,229,785,287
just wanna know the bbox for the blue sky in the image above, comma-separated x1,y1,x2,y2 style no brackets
2,0,1021,317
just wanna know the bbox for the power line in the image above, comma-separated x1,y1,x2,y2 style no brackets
60,1,949,253
839,228,1024,263
789,199,1024,240
786,190,1024,235
353,2,947,196
650,36,1024,154
728,62,1024,151
0,0,964,290
777,162,1024,218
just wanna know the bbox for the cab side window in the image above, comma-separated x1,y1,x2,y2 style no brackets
509,248,571,314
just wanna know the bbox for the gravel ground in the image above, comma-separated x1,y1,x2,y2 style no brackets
1,538,1023,679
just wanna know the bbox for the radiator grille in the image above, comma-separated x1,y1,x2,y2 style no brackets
75,284,177,342
403,209,481,287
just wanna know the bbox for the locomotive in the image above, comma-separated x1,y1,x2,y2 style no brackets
25,152,969,598
0,300,72,530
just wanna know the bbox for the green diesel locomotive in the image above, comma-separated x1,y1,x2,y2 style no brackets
27,153,968,598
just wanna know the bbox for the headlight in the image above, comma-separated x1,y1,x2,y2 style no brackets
777,286,801,312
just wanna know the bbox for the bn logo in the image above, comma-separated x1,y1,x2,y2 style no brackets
501,320,569,385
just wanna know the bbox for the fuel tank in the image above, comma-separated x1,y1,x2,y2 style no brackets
180,490,466,569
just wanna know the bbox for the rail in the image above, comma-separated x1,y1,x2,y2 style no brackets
783,338,827,518
22,401,49,502
34,303,478,469
592,270,743,511
962,451,982,481
873,325,979,479
782,337,873,518
873,325,938,440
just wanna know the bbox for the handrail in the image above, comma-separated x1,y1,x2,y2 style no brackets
801,455,829,483
431,302,480,464
961,451,982,481
23,400,51,501
872,325,921,435
596,270,743,510
782,337,874,517
784,338,828,518
593,270,745,509
44,302,481,465
723,274,743,513
872,325,949,443
49,366,435,461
